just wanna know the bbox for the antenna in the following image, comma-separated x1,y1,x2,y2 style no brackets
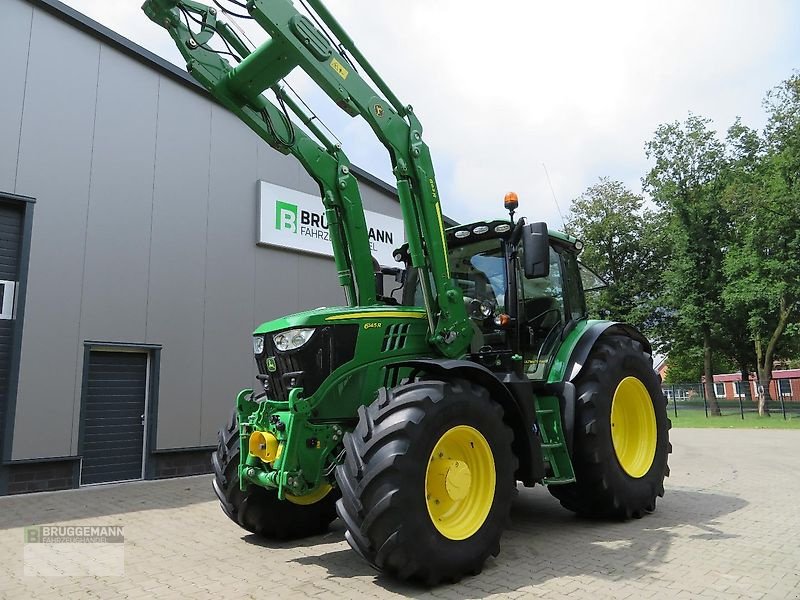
542,163,566,228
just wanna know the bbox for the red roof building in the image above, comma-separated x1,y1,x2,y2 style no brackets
710,369,800,402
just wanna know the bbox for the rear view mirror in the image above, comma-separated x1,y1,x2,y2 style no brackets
522,222,550,279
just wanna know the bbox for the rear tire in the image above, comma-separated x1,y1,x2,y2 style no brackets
549,335,671,518
335,378,516,585
212,409,338,539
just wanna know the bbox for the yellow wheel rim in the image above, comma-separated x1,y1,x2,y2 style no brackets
611,376,657,478
285,483,332,505
425,425,495,540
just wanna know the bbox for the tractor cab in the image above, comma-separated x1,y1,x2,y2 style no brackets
396,207,604,381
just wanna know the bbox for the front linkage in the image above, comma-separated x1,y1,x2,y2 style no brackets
235,388,343,501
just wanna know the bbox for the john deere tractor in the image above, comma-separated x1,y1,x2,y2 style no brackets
144,0,670,584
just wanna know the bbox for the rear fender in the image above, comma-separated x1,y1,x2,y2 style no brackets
560,322,652,383
551,321,652,459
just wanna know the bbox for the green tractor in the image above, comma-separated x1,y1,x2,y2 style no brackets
144,0,670,584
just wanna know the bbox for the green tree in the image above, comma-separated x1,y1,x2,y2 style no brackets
662,346,704,384
663,345,736,385
722,74,800,415
644,114,729,415
782,324,800,368
714,121,761,403
565,178,662,331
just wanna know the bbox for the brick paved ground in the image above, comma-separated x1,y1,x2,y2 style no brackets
1,428,798,599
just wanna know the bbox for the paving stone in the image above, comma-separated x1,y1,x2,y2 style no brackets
0,429,798,599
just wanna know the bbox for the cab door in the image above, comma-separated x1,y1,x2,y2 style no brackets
517,242,589,379
517,245,566,379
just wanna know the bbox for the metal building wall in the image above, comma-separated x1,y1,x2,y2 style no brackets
0,0,403,461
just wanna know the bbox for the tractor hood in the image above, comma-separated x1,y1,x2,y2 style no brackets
253,305,427,334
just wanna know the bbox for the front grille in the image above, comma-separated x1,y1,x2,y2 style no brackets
255,325,359,402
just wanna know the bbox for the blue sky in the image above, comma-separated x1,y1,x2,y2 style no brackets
63,0,800,227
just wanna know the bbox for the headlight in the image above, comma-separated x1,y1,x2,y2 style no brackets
273,328,315,352
253,335,264,355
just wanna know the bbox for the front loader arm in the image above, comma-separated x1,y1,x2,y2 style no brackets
143,0,376,306
143,0,472,357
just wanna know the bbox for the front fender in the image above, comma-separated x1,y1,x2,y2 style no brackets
389,358,545,485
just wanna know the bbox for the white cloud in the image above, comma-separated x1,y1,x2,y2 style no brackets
63,0,798,227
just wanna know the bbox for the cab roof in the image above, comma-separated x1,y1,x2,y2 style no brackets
445,219,581,247
392,219,582,264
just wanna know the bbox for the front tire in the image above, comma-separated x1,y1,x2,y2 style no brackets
212,410,338,539
335,379,516,585
549,335,671,518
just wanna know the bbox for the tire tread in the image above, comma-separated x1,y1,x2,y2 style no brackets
549,335,671,519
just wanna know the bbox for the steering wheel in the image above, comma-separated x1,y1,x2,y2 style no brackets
525,307,561,332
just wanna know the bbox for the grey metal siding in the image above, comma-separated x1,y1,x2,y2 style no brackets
198,106,257,444
359,183,406,223
80,351,147,484
12,6,100,460
145,76,210,449
5,0,404,462
79,45,159,345
0,1,32,193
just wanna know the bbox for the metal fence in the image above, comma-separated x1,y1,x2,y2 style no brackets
661,378,800,420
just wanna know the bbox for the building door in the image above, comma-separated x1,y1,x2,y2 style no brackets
0,201,23,453
80,351,148,485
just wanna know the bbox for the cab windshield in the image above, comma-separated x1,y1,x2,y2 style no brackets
404,237,509,351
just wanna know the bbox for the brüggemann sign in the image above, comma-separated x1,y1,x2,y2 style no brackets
258,181,405,267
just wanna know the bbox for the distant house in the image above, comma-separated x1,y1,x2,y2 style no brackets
711,369,800,402
655,358,668,382
659,361,799,403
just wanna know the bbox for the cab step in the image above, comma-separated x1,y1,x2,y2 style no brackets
534,394,575,485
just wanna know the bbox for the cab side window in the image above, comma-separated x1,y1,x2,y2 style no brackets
561,250,586,321
518,246,565,379
519,247,565,328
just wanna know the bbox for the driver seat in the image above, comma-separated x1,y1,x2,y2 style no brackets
524,296,561,337
523,296,562,379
